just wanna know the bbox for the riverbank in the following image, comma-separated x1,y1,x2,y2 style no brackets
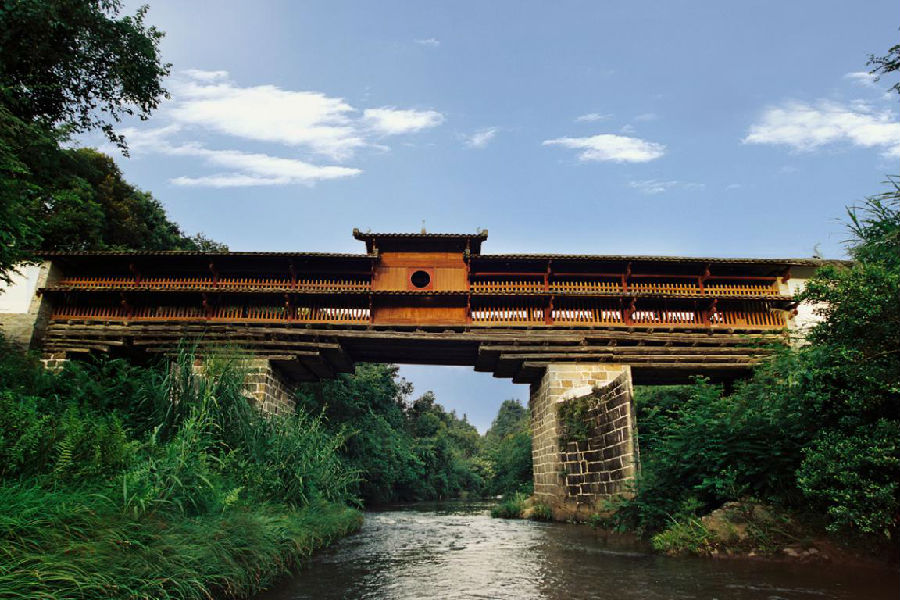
491,496,899,568
647,501,899,570
0,482,362,599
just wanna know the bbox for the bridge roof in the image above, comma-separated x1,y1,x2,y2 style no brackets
352,229,488,253
473,254,848,267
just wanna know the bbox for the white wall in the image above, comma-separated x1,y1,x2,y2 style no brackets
0,264,42,314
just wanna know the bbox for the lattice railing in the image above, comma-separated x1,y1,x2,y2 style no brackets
56,276,370,291
52,302,370,323
470,303,545,324
467,299,786,328
549,279,622,294
471,279,544,293
552,300,624,324
470,277,781,297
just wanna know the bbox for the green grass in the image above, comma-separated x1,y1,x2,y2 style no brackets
650,517,716,556
528,502,553,521
0,343,363,599
0,483,362,599
490,492,528,519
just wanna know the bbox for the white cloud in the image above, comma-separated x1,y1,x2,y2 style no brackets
628,180,705,195
726,183,742,190
634,112,658,122
182,148,361,184
363,107,445,135
463,127,498,148
181,69,229,82
172,174,299,187
171,74,363,160
415,38,440,47
123,131,361,187
575,112,612,122
844,71,877,88
743,100,900,157
119,70,444,187
542,133,665,163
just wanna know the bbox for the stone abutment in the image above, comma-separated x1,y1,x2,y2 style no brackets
530,363,640,520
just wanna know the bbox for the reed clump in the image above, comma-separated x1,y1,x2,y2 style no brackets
0,341,361,599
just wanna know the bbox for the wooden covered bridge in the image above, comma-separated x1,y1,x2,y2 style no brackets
5,230,831,517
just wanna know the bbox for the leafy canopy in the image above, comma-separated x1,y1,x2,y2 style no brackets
0,0,170,150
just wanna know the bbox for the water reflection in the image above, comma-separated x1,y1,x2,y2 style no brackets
256,502,898,600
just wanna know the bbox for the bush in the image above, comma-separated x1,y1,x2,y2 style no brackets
651,518,716,555
798,420,900,537
529,503,553,521
491,492,528,519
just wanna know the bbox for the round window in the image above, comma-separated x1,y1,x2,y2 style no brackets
410,270,431,289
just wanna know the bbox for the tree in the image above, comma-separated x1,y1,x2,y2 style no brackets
482,399,532,495
868,42,900,95
37,148,226,252
0,0,170,150
0,2,222,279
792,184,900,536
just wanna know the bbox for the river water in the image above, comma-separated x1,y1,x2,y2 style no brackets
258,502,898,600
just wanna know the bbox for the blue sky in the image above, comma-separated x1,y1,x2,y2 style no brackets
106,1,898,431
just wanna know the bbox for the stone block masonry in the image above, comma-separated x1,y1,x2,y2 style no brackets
558,370,639,505
530,363,639,520
242,359,297,415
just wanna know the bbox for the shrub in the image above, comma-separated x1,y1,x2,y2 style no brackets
651,517,716,555
491,491,528,519
797,420,900,537
529,502,553,521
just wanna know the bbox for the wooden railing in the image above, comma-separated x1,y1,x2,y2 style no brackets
470,304,545,324
470,277,780,296
471,279,544,293
469,300,786,328
550,280,622,294
53,299,784,328
52,303,370,323
56,276,370,291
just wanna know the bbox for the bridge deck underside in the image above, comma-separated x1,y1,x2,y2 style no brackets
43,320,782,385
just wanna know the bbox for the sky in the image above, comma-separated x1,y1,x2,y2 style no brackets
102,0,899,431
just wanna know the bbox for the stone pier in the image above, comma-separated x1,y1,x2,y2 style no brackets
242,359,297,415
530,363,640,520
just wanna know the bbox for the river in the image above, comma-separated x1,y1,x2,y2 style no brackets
257,502,898,600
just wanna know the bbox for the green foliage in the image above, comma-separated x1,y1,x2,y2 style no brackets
0,2,222,280
482,399,533,497
300,370,535,504
35,148,227,253
0,340,362,598
613,184,900,541
868,42,900,95
0,0,170,148
529,502,553,521
651,518,716,555
557,394,593,446
615,368,808,534
490,491,528,519
0,483,361,600
797,420,900,537
297,364,425,504
299,365,493,504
